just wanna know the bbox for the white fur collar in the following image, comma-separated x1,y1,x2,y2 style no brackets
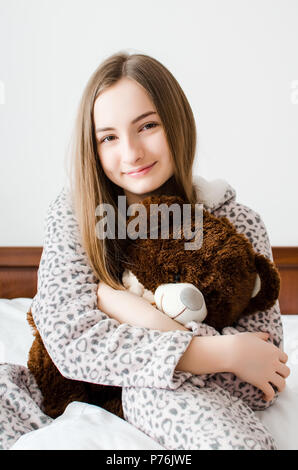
192,175,236,211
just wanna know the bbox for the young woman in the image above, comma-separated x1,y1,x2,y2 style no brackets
0,51,290,450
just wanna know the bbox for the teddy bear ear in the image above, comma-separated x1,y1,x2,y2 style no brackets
242,253,281,316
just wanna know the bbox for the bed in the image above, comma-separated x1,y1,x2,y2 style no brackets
0,247,297,450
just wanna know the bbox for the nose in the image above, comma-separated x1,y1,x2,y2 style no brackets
154,282,207,325
121,135,144,166
180,286,204,311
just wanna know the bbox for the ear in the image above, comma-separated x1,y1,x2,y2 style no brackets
242,253,281,316
27,309,38,334
121,269,155,304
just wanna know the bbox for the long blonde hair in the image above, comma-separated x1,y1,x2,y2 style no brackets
66,51,198,289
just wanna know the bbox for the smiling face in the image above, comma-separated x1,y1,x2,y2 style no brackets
93,77,174,205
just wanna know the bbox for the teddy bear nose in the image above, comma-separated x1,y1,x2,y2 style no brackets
180,287,204,311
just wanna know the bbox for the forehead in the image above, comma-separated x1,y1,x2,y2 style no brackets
93,77,156,123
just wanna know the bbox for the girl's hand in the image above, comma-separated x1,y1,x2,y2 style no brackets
229,331,291,402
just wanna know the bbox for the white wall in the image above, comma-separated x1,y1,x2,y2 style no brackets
0,0,297,246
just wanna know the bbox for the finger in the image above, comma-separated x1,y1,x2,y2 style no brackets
279,351,288,363
262,383,275,402
276,362,291,378
270,374,286,393
254,331,270,341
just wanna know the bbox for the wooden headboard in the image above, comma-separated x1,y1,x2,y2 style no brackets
0,246,297,314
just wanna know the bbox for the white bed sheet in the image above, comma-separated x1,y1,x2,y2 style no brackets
0,298,297,450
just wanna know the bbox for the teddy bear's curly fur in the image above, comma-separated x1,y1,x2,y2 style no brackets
27,194,280,420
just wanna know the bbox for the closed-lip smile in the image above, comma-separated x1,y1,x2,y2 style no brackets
125,162,156,174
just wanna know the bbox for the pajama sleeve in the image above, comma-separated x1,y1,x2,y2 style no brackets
204,200,285,411
30,187,197,390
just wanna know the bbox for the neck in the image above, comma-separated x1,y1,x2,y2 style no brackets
124,176,184,206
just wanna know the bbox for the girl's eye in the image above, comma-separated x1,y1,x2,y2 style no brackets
100,122,158,144
142,122,158,131
101,135,115,144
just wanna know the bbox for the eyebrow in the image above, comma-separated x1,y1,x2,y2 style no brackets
95,111,157,134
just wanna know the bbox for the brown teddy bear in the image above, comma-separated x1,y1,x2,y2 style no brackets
27,194,280,420
121,194,280,331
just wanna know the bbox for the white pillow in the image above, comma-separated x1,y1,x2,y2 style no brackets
0,298,33,366
255,385,298,450
10,401,165,450
253,315,298,450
